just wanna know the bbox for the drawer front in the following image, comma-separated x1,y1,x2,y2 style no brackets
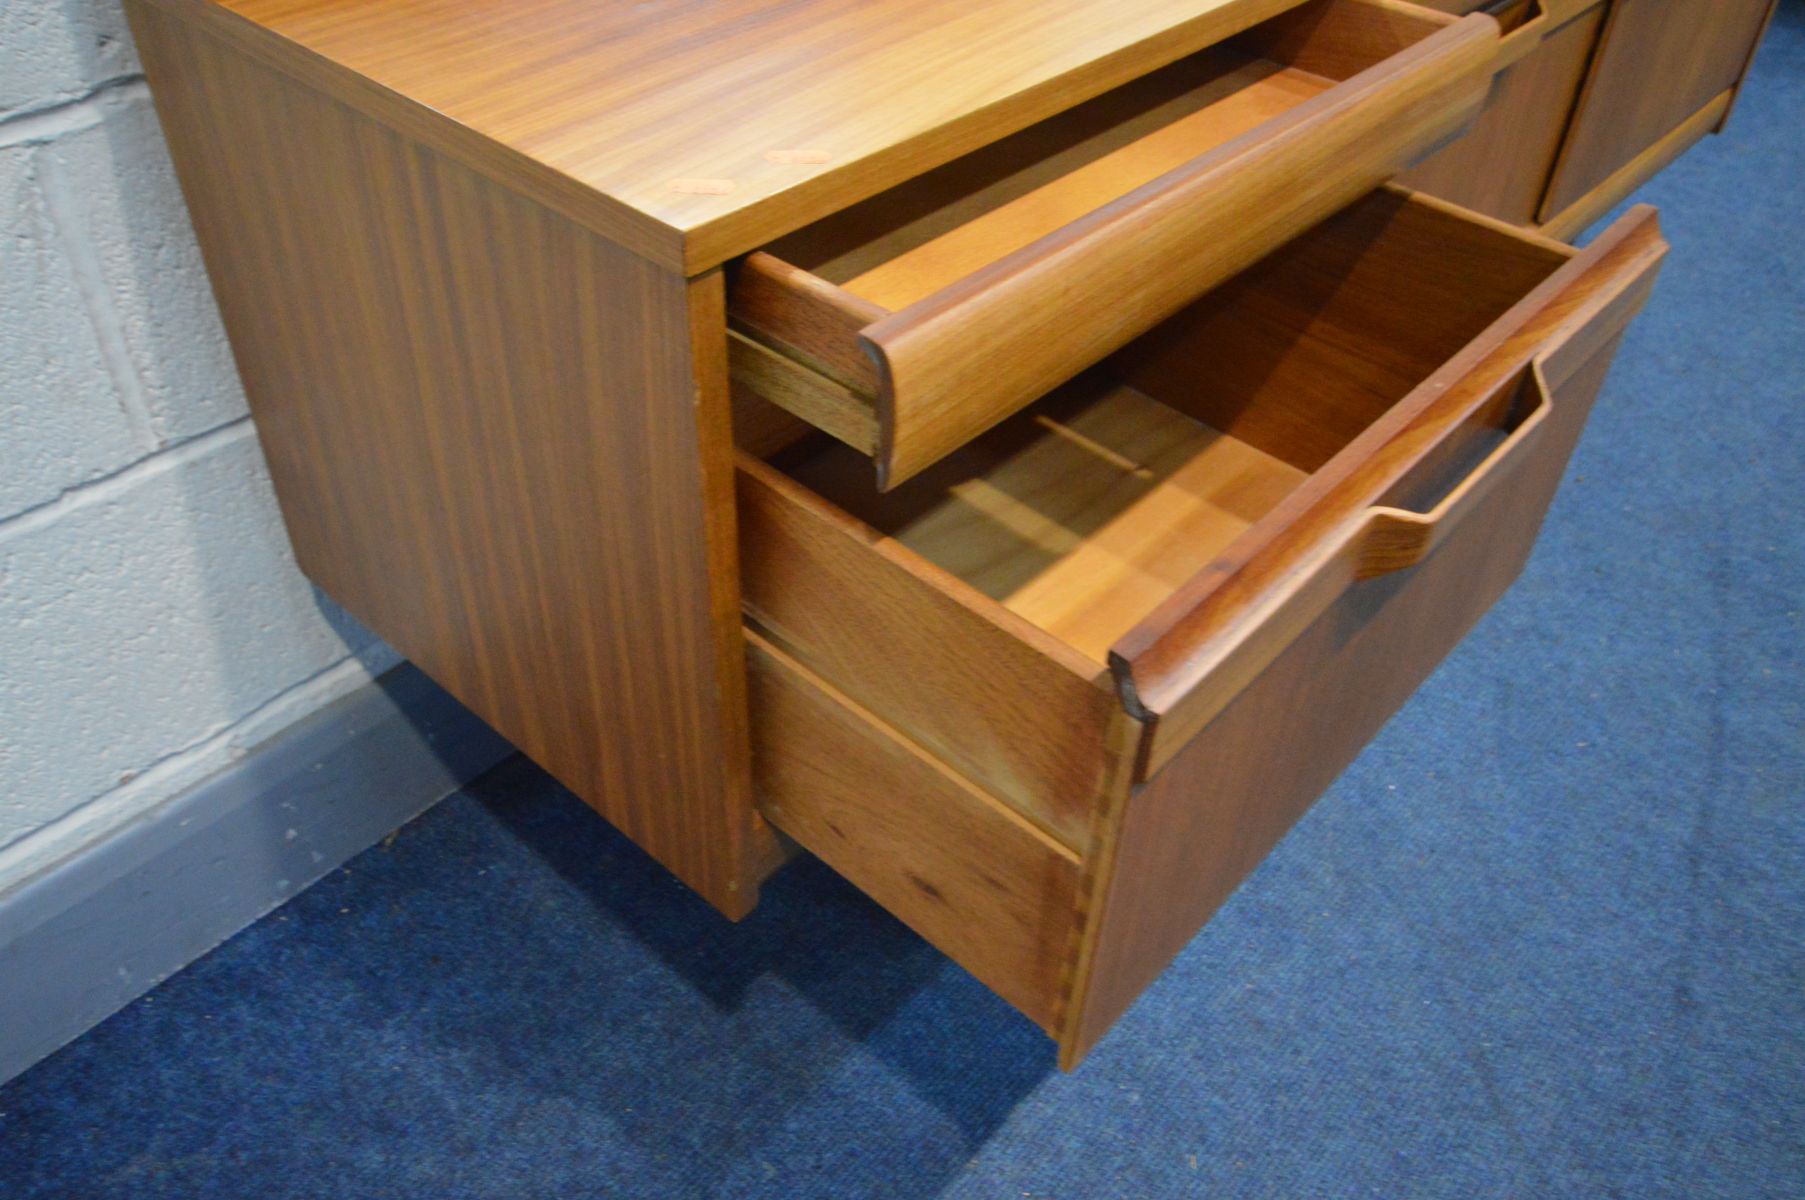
1540,0,1775,221
1062,338,1627,1063
731,0,1501,488
1059,200,1666,1066
1103,195,1666,774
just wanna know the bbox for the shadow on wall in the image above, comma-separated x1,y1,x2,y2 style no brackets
69,44,401,863
1,0,411,872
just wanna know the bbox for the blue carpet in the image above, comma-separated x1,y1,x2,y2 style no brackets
4,10,1802,1197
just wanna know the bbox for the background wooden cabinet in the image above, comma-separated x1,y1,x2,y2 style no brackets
1405,2,1606,224
1408,0,1776,236
1540,0,1776,221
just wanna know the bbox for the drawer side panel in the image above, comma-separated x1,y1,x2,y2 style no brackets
748,636,1083,1032
737,457,1127,851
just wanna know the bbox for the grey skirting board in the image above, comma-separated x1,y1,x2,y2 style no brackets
0,662,514,1084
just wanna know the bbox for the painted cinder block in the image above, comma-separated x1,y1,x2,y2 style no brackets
36,95,247,442
0,142,147,516
0,15,433,909
0,0,139,118
0,430,379,852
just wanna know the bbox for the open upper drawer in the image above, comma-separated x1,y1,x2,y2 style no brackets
727,0,1503,488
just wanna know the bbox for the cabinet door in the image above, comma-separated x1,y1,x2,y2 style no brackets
1541,0,1774,219
1404,3,1607,225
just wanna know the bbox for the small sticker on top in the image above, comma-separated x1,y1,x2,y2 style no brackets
764,149,833,165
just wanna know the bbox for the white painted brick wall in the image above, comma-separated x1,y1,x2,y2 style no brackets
0,2,138,119
0,4,401,889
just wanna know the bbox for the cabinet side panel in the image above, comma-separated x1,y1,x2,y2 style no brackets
1061,338,1621,1066
128,1,775,915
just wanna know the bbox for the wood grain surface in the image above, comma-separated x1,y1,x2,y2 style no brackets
1110,186,1565,474
747,634,1084,1032
1538,90,1734,242
747,195,1663,1062
1540,0,1775,220
789,50,1337,311
1060,337,1628,1065
135,0,1319,270
1109,195,1666,778
129,1,780,916
727,44,1336,457
861,5,1496,487
731,256,886,395
1403,2,1605,224
792,380,1307,666
728,0,1500,486
727,333,876,455
736,456,1127,852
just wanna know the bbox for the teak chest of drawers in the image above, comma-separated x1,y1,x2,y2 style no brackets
129,0,1768,1065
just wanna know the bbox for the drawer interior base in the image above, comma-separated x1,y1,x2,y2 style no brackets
779,381,1308,664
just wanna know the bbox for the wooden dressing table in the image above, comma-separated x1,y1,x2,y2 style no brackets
126,0,1771,1066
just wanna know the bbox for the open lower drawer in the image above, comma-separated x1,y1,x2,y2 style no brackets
737,188,1666,1067
728,0,1503,489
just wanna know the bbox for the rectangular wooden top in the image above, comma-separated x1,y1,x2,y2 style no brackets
143,0,1304,271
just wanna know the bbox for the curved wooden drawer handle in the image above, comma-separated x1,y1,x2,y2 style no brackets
1357,360,1553,578
1103,202,1667,763
1490,0,1604,67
